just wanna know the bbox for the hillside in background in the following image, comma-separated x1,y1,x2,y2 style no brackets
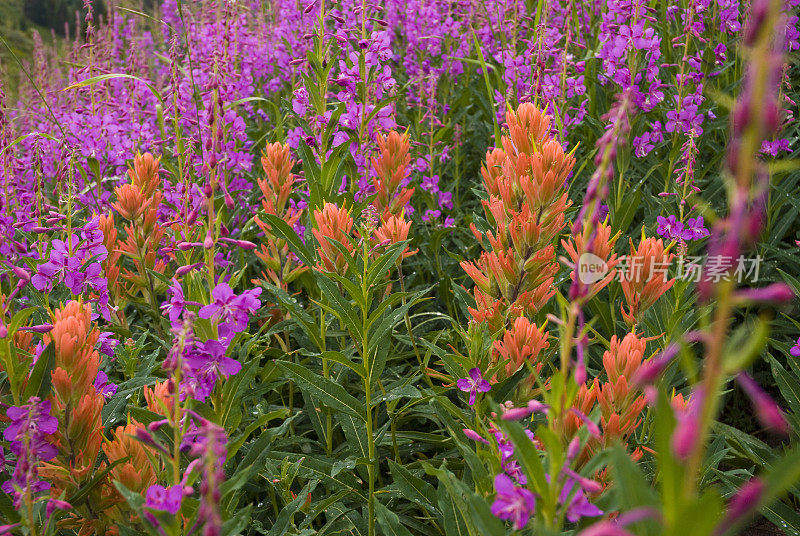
0,0,106,98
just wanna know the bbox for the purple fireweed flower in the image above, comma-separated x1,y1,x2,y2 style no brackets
97,331,119,357
456,368,491,405
422,209,441,223
421,175,439,193
655,215,685,241
791,337,800,357
560,477,604,523
199,283,262,339
493,430,516,462
672,387,704,460
94,371,118,400
761,138,792,156
161,278,186,323
145,484,183,514
684,216,710,240
181,339,243,401
4,398,58,460
736,373,789,436
491,473,536,530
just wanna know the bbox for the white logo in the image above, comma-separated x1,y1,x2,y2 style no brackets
578,252,609,285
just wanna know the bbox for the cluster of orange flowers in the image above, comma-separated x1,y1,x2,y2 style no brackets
312,130,417,274
101,152,170,321
32,301,155,535
461,103,574,377
563,333,650,464
254,142,308,290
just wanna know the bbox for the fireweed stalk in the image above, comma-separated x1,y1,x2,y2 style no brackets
679,0,793,500
307,198,418,536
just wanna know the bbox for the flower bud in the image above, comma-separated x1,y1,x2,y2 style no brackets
734,283,794,304
12,266,31,282
736,373,789,436
462,428,489,445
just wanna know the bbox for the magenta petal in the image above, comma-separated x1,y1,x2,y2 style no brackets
468,367,483,382
456,378,471,392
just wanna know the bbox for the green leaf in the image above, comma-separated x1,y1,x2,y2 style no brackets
23,343,55,399
376,502,415,536
63,73,165,106
770,355,800,416
276,360,366,422
315,275,364,341
388,459,437,513
261,213,315,267
269,481,318,536
321,350,366,378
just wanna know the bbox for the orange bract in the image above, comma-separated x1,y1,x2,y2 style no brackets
372,130,414,221
312,203,355,274
620,237,675,326
462,103,573,331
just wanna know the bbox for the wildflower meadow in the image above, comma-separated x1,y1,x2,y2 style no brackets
0,0,799,534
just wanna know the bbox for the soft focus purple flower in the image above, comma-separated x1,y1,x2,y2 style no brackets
734,283,795,303
456,367,491,405
94,371,118,400
715,477,764,535
736,373,789,436
145,484,183,514
4,398,58,460
491,473,536,530
560,478,604,523
672,387,704,460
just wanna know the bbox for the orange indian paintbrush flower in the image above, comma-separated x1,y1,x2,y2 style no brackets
620,237,675,326
372,131,414,220
312,203,354,274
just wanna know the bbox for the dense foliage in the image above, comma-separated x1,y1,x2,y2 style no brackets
0,0,799,535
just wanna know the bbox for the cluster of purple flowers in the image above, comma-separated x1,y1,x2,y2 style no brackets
145,414,228,533
655,215,710,242
161,279,261,401
418,159,455,227
30,217,111,320
2,398,59,508
464,417,603,529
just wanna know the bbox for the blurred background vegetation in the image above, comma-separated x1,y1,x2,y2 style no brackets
0,0,110,99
